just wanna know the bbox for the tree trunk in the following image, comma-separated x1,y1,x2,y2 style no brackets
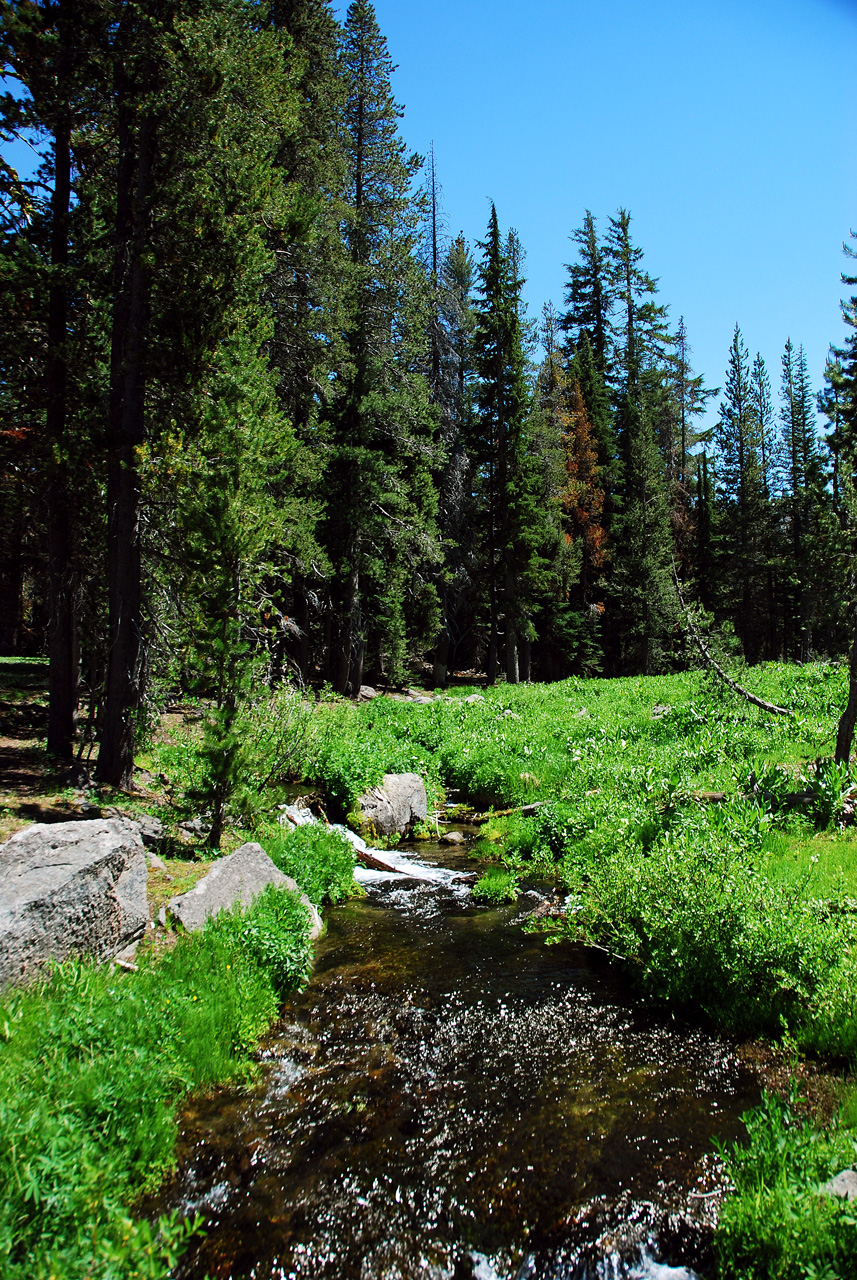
334,565,359,695
432,626,449,688
505,621,519,684
46,90,78,758
97,98,157,789
518,631,531,682
835,619,857,766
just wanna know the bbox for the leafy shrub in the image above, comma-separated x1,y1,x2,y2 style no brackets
471,866,520,903
261,822,360,907
556,810,847,1037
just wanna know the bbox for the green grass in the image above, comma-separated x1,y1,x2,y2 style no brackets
715,1089,857,1280
471,865,520,903
0,886,316,1280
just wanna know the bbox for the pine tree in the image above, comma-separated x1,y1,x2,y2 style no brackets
776,339,828,658
472,203,533,683
323,0,440,693
431,231,476,683
563,210,612,374
715,325,766,660
97,0,302,786
1,0,109,756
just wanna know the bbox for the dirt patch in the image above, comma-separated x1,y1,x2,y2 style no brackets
736,1039,852,1125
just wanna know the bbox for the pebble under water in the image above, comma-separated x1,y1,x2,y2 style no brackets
155,842,760,1280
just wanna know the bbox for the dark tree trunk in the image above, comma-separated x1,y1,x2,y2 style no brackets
46,82,78,758
518,631,531,682
0,509,24,654
432,626,449,688
333,566,359,695
836,619,857,767
97,91,157,788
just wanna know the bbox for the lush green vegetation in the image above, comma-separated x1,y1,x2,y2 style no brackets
276,664,857,1272
716,1090,857,1280
0,819,359,1280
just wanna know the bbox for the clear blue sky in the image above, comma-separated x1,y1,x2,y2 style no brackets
349,0,857,430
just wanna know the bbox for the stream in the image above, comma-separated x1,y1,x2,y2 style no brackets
155,838,760,1280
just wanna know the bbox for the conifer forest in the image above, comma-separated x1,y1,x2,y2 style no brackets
1,0,856,792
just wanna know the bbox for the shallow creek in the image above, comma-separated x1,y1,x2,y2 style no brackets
156,839,760,1280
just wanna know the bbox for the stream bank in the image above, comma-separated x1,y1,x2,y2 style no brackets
152,838,760,1279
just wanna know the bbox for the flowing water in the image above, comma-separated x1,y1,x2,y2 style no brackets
156,840,760,1280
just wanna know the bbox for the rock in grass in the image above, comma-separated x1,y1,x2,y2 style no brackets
0,818,148,988
167,842,322,940
821,1169,857,1201
356,773,428,837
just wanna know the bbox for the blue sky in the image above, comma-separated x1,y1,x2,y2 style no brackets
350,0,857,430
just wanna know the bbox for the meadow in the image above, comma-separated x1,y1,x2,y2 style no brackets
3,660,857,1277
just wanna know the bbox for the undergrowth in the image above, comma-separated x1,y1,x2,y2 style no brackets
0,885,315,1280
715,1090,857,1279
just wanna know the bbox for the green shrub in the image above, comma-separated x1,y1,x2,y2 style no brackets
260,821,360,907
472,866,520,903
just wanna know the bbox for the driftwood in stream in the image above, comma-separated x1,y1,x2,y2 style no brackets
473,802,545,824
673,570,794,718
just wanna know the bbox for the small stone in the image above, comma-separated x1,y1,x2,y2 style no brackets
145,851,167,871
821,1169,857,1201
358,685,378,700
157,906,168,928
439,830,465,845
178,816,210,836
464,693,484,705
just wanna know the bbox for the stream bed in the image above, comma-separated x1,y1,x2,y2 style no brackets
155,840,760,1279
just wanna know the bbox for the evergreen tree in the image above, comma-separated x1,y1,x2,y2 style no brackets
715,325,766,660
777,339,828,658
610,401,677,675
563,209,612,374
472,203,533,683
1,0,109,756
432,231,477,683
95,0,301,786
323,0,440,693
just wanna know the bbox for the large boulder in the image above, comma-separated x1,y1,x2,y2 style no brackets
0,819,148,988
167,841,322,940
356,772,428,838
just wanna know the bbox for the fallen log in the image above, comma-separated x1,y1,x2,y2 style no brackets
673,569,794,718
473,802,545,824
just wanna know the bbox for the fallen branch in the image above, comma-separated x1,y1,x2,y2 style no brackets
673,569,793,718
473,801,545,824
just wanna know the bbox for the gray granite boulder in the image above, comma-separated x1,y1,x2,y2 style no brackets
356,772,428,837
821,1169,857,1201
0,819,148,988
167,841,322,940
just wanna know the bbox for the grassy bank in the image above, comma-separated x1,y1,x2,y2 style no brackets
0,823,358,1280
